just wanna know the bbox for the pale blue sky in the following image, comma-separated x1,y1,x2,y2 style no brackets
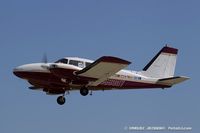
0,0,199,133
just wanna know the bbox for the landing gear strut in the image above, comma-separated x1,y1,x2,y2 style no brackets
80,87,89,96
57,96,66,105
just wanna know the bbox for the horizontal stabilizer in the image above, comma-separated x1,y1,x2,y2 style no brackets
157,76,190,86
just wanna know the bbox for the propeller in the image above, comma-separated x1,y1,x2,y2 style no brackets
41,53,58,70
42,53,48,63
41,53,50,70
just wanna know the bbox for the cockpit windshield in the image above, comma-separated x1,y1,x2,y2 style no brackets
55,58,92,68
55,58,68,64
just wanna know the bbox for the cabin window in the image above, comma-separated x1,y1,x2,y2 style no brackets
85,62,92,67
55,59,68,64
69,60,84,68
134,76,142,80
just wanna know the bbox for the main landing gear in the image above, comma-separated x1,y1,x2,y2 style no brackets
80,87,89,96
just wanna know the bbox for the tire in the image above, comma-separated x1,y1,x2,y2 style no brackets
80,87,89,96
57,96,65,105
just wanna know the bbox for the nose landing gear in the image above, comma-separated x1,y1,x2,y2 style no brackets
57,96,66,105
56,87,90,105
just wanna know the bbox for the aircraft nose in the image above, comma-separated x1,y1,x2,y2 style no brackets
13,63,49,78
13,65,26,78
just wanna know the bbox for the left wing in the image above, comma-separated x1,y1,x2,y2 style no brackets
76,56,131,86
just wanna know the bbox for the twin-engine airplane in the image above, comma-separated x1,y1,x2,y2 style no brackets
13,46,189,105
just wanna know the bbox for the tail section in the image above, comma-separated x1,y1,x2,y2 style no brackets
141,46,178,78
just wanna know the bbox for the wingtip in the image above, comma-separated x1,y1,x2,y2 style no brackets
180,76,190,80
101,56,131,65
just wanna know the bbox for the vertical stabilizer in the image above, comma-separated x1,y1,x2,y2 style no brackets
141,46,178,78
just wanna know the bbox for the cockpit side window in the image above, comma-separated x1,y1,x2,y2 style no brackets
69,60,84,68
55,59,68,64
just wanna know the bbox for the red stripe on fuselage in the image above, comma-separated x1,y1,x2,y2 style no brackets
97,79,170,89
49,67,97,81
13,71,170,90
49,67,76,79
13,71,66,86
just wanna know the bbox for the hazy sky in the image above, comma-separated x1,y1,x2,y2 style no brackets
0,0,199,133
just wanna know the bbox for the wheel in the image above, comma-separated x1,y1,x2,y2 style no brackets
57,96,66,105
80,87,89,96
